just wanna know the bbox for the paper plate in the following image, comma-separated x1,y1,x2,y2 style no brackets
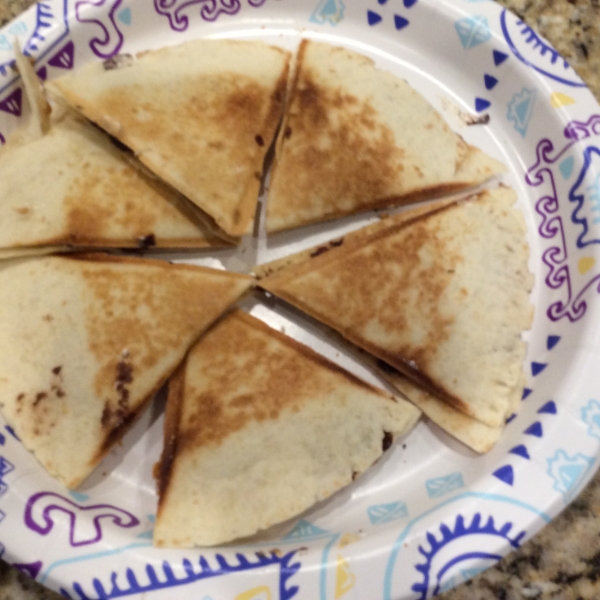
1,0,600,598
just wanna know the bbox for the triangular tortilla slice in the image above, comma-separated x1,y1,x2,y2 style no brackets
376,362,503,453
254,199,457,279
0,111,229,253
260,187,534,428
154,309,420,547
266,39,506,233
47,39,291,238
0,255,252,488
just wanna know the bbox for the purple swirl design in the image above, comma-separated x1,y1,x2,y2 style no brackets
527,114,600,322
76,0,124,59
25,492,140,547
154,0,267,32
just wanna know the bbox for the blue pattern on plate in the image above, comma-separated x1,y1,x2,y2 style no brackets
368,502,409,524
411,513,525,599
426,473,464,498
283,519,331,541
310,0,345,26
454,16,491,49
507,87,537,137
581,399,600,440
547,450,595,503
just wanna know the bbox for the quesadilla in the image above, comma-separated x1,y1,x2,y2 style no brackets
266,39,506,233
0,111,229,253
47,39,291,238
376,362,504,453
154,309,420,547
259,187,534,429
0,255,252,488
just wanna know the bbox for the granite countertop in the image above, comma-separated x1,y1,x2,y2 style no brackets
1,0,600,599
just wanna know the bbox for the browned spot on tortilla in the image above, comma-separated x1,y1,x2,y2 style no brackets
382,431,393,451
138,233,156,249
103,54,134,71
14,207,30,216
177,311,382,452
156,361,186,508
32,392,48,408
269,44,408,229
80,72,280,233
64,165,159,243
310,246,329,258
78,257,248,411
271,72,403,221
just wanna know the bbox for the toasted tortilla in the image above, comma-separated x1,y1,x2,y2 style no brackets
254,199,457,279
266,40,506,233
47,39,291,238
0,255,252,488
154,309,420,547
0,110,230,254
13,40,51,138
260,187,534,428
376,362,503,453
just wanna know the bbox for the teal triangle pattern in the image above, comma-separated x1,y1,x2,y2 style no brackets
311,0,345,25
321,0,337,15
283,519,330,540
515,99,530,123
69,491,89,502
560,156,574,180
559,464,585,491
117,7,132,25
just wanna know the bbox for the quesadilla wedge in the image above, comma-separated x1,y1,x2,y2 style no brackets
0,255,252,488
154,309,420,547
0,110,229,254
266,39,506,233
47,39,291,238
259,187,534,429
376,362,503,453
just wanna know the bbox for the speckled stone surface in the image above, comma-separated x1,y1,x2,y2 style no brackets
1,1,600,599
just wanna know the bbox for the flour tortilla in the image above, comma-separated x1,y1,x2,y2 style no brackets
47,39,291,237
154,309,420,547
266,39,506,233
0,111,228,254
13,39,50,138
260,187,534,428
0,255,252,488
377,363,503,453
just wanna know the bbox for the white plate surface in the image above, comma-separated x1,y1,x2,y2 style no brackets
1,0,600,598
